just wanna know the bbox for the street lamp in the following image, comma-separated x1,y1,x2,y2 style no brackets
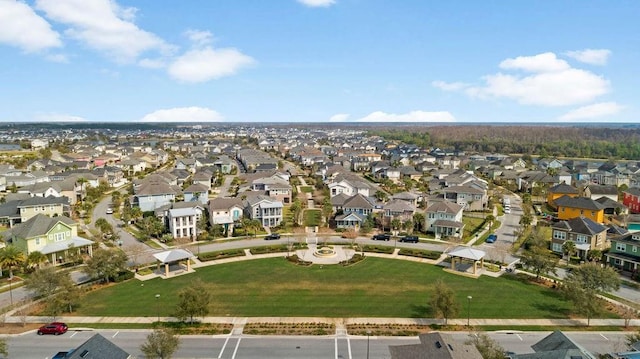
366,330,371,359
155,294,161,323
467,296,472,327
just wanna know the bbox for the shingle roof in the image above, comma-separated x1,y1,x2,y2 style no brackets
389,332,482,359
3,214,76,240
552,216,606,235
65,333,130,359
549,183,579,194
554,195,605,211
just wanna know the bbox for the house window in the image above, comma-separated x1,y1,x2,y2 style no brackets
35,238,40,245
634,246,638,253
553,231,566,240
552,243,563,252
616,243,626,251
615,258,621,265
576,235,588,244
54,232,65,242
591,211,595,216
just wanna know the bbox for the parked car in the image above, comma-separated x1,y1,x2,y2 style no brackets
399,235,419,243
38,322,68,335
486,234,498,243
264,233,281,240
372,234,391,241
106,207,113,214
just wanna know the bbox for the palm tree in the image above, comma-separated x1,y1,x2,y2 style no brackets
27,251,47,270
0,245,26,279
562,240,577,264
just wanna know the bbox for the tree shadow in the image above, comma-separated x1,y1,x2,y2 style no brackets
410,304,430,318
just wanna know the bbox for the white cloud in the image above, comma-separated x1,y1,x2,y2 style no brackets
35,113,87,122
436,52,611,107
431,80,469,92
329,113,350,122
354,111,455,122
565,49,611,65
185,29,214,48
139,107,223,122
499,52,569,73
0,0,61,52
168,47,255,83
36,0,173,63
297,0,336,7
559,102,623,121
138,58,166,69
45,53,69,63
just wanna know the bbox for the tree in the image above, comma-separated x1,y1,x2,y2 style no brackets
561,263,621,326
466,333,506,359
0,337,7,359
26,251,47,270
413,212,425,233
519,244,558,279
24,266,72,298
140,328,180,359
84,248,128,283
95,218,116,240
290,199,303,226
322,198,333,227
430,280,459,325
140,216,166,238
174,279,211,323
390,218,402,234
374,190,388,202
0,245,25,279
562,240,577,263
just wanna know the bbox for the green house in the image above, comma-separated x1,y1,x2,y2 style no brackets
605,232,640,273
1,213,93,265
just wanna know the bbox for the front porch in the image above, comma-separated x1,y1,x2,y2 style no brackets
40,236,94,265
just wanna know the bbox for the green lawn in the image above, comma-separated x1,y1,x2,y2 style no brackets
71,257,595,319
300,186,313,193
303,209,321,227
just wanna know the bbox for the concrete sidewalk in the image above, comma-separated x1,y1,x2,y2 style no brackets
5,315,637,335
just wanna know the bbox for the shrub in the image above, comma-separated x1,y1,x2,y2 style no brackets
198,249,246,262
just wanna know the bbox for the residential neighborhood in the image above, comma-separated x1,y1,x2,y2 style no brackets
0,123,640,358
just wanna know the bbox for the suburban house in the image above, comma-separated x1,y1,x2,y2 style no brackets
550,216,608,259
133,175,182,212
622,188,640,214
425,201,464,239
17,195,70,222
327,174,375,198
244,194,283,228
583,184,619,202
251,176,292,204
546,183,580,209
555,195,606,223
606,232,640,274
1,214,93,265
342,193,376,216
53,333,131,359
511,330,596,359
388,332,482,359
168,207,199,240
383,199,415,222
441,184,487,211
335,212,367,229
208,197,244,236
183,183,209,205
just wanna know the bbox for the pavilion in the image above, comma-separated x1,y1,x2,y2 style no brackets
153,249,195,277
447,247,486,275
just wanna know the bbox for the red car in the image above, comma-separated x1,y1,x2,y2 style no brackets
37,322,68,335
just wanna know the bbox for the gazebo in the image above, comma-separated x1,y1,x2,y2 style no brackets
447,247,486,275
153,249,195,277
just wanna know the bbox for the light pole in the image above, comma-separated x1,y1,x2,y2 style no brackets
155,294,161,323
467,296,472,327
366,330,371,359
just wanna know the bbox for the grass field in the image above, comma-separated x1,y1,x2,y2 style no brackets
70,257,607,319
303,209,321,227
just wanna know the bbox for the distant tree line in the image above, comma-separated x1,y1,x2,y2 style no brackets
369,125,640,160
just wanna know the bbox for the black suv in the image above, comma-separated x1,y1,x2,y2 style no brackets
264,233,281,240
372,234,391,241
399,235,419,243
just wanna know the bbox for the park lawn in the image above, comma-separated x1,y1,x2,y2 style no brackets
303,209,321,227
70,257,597,320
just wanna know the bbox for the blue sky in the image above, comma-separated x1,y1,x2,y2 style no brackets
0,0,636,123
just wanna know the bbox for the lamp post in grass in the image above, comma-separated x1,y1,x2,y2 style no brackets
467,295,472,327
155,293,161,323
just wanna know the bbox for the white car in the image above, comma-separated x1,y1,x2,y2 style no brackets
106,207,113,214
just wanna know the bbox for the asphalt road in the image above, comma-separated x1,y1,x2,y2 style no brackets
5,329,630,358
